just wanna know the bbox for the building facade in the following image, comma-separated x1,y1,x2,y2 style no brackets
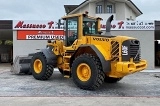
64,0,142,20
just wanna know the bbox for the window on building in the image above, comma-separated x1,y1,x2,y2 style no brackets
107,5,112,13
96,5,102,14
4,40,13,45
0,40,2,45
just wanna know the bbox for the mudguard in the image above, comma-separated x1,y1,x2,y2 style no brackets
71,45,111,73
40,48,57,66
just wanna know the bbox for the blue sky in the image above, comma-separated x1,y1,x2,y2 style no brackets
0,0,159,20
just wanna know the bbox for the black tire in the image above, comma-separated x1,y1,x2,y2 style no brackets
27,71,32,75
71,53,105,90
24,68,32,75
58,68,63,74
104,76,123,83
30,52,54,80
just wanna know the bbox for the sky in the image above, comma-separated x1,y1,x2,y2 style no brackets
0,0,159,21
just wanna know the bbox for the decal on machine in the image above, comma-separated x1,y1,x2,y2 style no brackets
122,45,128,55
93,38,109,42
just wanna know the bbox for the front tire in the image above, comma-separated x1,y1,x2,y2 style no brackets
30,52,54,80
71,54,105,90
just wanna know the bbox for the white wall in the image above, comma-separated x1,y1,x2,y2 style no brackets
115,2,125,20
13,31,48,60
89,2,96,16
111,30,155,70
125,4,136,20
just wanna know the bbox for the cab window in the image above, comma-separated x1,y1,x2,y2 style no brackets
65,17,78,46
83,17,98,35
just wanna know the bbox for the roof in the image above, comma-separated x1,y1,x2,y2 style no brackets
64,5,79,14
64,0,89,14
64,0,142,16
126,0,143,15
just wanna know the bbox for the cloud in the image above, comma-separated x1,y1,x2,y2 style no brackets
0,0,159,20
0,0,83,20
132,0,160,20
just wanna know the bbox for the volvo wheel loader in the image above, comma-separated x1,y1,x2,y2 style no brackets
11,12,147,90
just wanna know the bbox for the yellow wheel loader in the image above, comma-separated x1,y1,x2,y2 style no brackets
11,13,147,90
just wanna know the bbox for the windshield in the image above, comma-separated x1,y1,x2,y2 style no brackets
83,17,98,35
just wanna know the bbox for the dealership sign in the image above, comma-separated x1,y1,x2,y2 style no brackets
17,30,65,40
101,20,155,30
13,20,64,30
13,20,155,31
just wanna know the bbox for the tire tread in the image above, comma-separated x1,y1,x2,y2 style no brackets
72,53,105,90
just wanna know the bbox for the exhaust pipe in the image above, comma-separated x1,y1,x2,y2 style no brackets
105,15,114,36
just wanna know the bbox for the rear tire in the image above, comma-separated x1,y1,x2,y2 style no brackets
71,54,105,90
30,52,54,80
104,76,123,83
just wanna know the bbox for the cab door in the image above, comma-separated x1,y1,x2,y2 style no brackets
64,17,78,46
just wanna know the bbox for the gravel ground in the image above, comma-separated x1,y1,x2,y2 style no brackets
0,63,160,105
0,97,160,106
0,69,160,97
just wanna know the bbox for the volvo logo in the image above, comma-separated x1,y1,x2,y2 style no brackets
93,37,109,42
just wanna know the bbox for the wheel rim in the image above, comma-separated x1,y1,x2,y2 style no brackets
34,59,43,74
77,63,91,81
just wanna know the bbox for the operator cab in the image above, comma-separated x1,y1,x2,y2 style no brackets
63,13,100,46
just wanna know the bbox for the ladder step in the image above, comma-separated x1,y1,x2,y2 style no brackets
63,56,71,58
64,75,70,78
64,69,70,71
64,63,70,65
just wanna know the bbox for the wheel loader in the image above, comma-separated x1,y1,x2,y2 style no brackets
11,12,147,90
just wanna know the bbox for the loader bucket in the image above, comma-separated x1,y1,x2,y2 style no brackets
10,54,34,75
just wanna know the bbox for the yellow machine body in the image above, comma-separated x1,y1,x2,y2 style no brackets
50,35,147,78
29,13,147,90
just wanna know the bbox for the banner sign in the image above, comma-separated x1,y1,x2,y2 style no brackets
13,20,64,30
13,20,155,31
101,20,155,30
17,30,65,40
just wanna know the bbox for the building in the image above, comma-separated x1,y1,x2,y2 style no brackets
64,0,142,20
0,0,159,70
